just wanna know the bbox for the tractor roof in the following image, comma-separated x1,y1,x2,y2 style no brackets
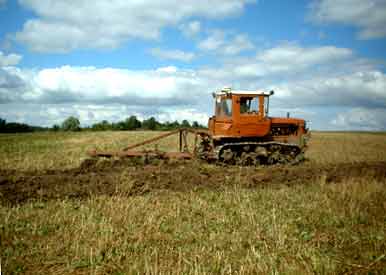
213,87,274,97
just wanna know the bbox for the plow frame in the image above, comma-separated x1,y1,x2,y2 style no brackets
87,128,211,160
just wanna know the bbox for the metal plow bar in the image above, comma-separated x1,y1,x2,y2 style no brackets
87,128,209,160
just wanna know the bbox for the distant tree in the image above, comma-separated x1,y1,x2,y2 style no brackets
3,122,32,133
112,121,125,131
92,120,111,131
142,117,158,130
161,121,176,130
192,121,200,128
125,115,142,130
51,124,60,132
61,116,81,131
170,120,180,129
0,118,6,130
102,120,112,130
181,120,191,128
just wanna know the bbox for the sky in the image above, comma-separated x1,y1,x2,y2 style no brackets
0,0,386,130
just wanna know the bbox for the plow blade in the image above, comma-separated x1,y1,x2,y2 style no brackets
87,149,193,160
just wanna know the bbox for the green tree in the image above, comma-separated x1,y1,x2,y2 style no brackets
161,121,176,130
142,117,157,130
112,121,125,130
61,116,81,131
181,119,191,128
3,122,32,133
125,115,142,130
0,118,6,130
51,124,60,132
170,120,180,129
192,121,200,128
92,120,111,131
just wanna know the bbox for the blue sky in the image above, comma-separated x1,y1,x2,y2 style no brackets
0,0,386,130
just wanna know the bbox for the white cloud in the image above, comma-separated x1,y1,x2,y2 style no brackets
15,0,255,52
156,66,178,74
195,44,386,120
331,108,386,131
198,30,254,55
0,103,128,126
42,104,129,126
247,44,352,77
2,59,385,111
156,108,209,125
198,30,226,51
0,65,215,106
269,71,386,108
0,51,22,66
150,48,195,62
0,103,210,127
32,66,206,104
180,21,201,38
201,44,356,79
309,0,386,39
1,42,386,130
257,44,352,67
223,34,254,55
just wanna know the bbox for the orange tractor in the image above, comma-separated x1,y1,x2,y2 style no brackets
88,87,309,165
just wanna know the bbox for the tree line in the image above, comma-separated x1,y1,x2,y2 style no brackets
0,118,49,133
0,116,206,133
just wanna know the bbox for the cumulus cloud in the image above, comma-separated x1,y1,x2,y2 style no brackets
180,21,201,38
331,108,386,131
15,0,254,53
257,44,352,68
150,48,195,62
0,67,31,103
1,42,386,130
2,62,385,114
270,71,386,108
156,108,209,125
199,44,358,80
195,44,386,126
309,0,386,39
0,103,210,127
0,51,22,66
239,44,354,78
223,34,255,55
0,65,217,106
198,30,254,55
198,30,225,51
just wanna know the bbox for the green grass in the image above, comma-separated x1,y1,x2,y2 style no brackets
1,131,386,171
2,178,386,274
1,131,386,274
0,131,189,171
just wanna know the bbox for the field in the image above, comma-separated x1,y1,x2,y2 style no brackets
1,131,386,274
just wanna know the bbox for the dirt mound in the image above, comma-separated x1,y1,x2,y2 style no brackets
1,160,385,206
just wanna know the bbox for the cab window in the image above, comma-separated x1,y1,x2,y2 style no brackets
216,97,232,117
240,97,258,114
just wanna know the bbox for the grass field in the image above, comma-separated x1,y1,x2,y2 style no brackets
1,131,386,274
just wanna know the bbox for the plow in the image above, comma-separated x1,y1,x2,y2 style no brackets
87,88,310,165
87,128,213,162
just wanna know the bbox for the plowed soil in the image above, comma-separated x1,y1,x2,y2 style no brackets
1,159,385,206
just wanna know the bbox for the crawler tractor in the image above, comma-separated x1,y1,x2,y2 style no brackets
88,87,309,165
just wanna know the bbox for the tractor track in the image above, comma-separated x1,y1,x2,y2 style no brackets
0,160,385,206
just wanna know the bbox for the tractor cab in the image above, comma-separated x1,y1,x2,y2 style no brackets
209,87,274,139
